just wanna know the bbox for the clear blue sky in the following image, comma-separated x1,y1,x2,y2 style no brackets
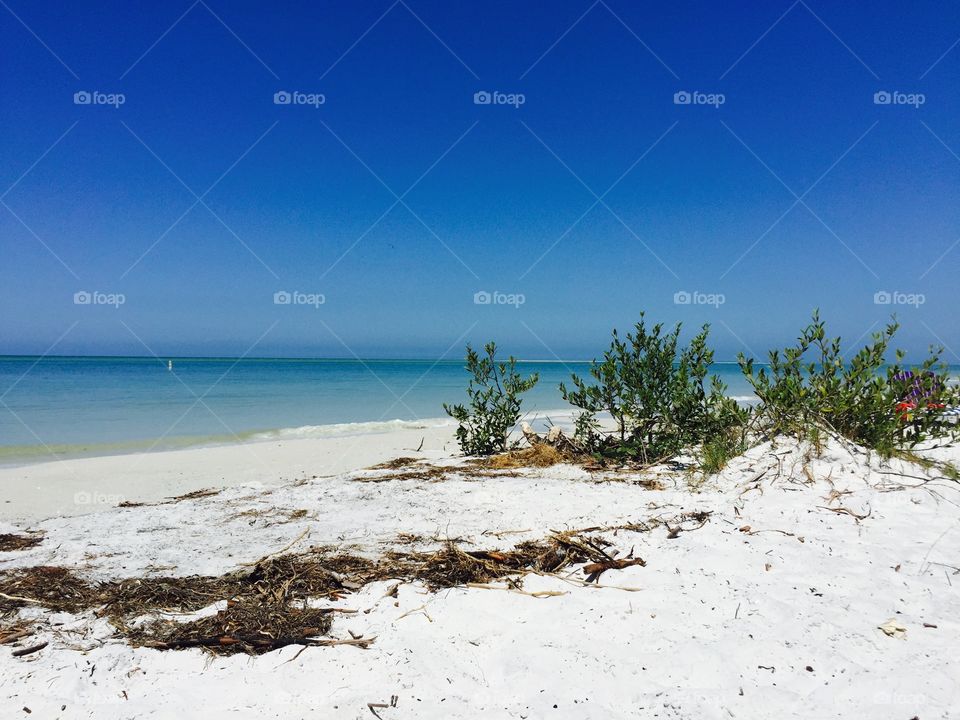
1,0,958,361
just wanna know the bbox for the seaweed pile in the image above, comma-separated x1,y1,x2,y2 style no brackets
0,523,674,655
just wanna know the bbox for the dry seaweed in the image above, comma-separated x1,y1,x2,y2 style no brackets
129,600,336,654
0,525,665,654
404,532,614,589
413,544,535,589
354,463,505,483
354,466,452,483
167,488,222,502
476,445,570,469
369,457,423,470
242,552,368,600
103,575,245,621
116,488,222,510
0,566,100,614
0,534,42,552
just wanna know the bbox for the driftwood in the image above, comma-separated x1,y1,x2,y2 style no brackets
817,505,872,521
12,642,47,657
141,630,369,651
521,423,582,454
582,557,646,583
0,629,32,645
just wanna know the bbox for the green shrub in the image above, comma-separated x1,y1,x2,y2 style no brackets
561,314,748,464
444,342,539,456
739,311,957,454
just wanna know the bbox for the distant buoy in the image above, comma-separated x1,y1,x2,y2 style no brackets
167,360,173,371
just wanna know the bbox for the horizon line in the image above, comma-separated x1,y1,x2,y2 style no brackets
0,353,751,365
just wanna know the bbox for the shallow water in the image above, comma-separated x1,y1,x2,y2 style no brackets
0,356,772,463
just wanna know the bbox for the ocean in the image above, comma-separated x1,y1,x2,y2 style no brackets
0,356,764,464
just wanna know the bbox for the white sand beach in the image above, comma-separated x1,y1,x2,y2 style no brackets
2,429,959,719
0,420,461,523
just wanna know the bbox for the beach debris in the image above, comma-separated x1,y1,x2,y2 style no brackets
117,488,222,509
521,421,541,447
0,525,662,655
396,604,433,622
411,539,578,589
131,602,337,653
658,510,711,540
878,618,907,638
367,696,398,719
167,488,222,502
740,527,805,543
0,628,32,645
12,642,47,658
818,505,872,522
355,462,508,483
0,566,100,614
0,533,43,552
463,583,567,598
472,444,568,469
520,422,582,457
581,557,646,583
369,457,422,470
103,574,246,620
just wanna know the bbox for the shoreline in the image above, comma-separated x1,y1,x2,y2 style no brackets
0,409,589,523
0,422,459,524
0,417,459,470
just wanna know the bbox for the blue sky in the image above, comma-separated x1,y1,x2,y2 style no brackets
1,0,958,362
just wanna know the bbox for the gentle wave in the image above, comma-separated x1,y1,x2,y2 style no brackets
247,417,455,441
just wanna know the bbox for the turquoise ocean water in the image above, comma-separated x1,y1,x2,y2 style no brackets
0,356,762,464
8,356,950,465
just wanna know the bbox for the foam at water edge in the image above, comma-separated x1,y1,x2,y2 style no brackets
247,417,456,441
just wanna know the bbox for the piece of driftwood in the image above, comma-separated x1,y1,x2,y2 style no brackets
143,634,374,651
0,629,31,645
582,557,646,583
0,592,43,605
12,642,47,657
521,423,581,454
817,505,872,521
